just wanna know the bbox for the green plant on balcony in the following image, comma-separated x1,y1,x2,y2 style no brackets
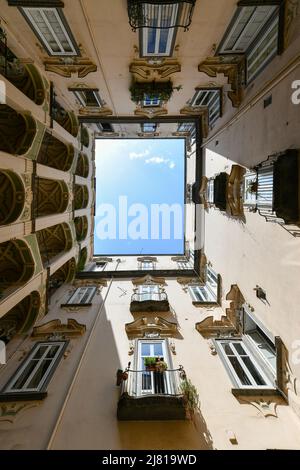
180,379,200,419
144,357,157,371
130,80,176,104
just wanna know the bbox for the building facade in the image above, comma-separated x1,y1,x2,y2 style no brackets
0,0,300,450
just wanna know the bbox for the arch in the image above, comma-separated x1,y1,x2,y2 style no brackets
0,240,35,293
81,126,90,148
53,106,79,138
77,247,88,272
74,216,88,242
0,170,25,225
1,57,45,105
74,185,89,210
36,223,73,266
37,131,75,172
35,178,69,217
0,291,40,343
49,257,76,294
0,105,36,155
75,153,89,178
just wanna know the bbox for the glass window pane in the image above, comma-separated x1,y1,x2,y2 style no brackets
46,345,60,359
27,360,53,389
141,343,151,356
153,343,163,357
242,357,266,385
228,356,252,385
233,343,247,356
221,343,234,356
10,361,37,390
32,345,48,360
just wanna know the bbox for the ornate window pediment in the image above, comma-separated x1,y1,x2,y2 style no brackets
32,318,86,339
125,316,178,338
132,275,166,286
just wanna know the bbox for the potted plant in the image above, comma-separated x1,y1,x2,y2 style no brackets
180,379,200,420
144,357,157,371
155,358,168,373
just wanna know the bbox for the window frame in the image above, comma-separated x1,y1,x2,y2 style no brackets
70,88,103,108
139,3,179,58
0,341,68,400
214,338,274,390
190,88,223,128
141,122,158,133
62,286,97,307
19,6,80,57
189,283,217,304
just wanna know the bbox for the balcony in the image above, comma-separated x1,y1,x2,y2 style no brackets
117,367,187,420
0,28,45,106
127,0,196,32
256,150,300,227
130,291,169,313
130,80,174,104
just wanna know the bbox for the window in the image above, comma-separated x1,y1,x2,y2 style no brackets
218,5,279,55
215,339,273,389
97,123,114,133
246,15,279,83
71,89,103,107
138,284,161,301
141,261,154,270
207,179,214,204
189,284,217,303
1,341,66,396
206,266,218,298
137,339,170,395
217,4,281,84
93,262,107,272
190,89,222,128
141,123,157,133
140,3,178,57
64,286,96,306
20,7,79,56
143,95,161,107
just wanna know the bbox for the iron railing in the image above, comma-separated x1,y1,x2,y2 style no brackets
127,0,196,31
120,367,186,397
131,292,168,302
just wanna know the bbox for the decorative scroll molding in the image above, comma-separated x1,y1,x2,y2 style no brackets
134,106,168,118
78,106,113,116
32,319,86,339
276,337,300,418
195,284,244,338
44,57,97,78
171,256,189,262
284,0,300,50
180,105,208,138
199,176,209,210
227,165,246,218
172,131,191,137
137,256,158,263
94,257,113,263
138,132,160,137
177,277,202,286
132,275,166,286
0,402,39,424
73,279,107,288
125,316,178,338
129,58,181,80
239,398,279,418
198,56,245,108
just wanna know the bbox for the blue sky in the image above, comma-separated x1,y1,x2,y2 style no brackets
94,138,185,255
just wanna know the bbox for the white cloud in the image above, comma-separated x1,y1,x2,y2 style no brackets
129,149,150,160
145,156,176,169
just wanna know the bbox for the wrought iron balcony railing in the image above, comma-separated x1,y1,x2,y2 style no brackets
127,0,196,31
131,292,168,302
120,367,186,397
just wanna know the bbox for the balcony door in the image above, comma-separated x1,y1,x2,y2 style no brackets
136,340,171,396
139,284,160,301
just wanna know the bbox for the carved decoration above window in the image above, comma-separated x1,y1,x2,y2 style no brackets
132,274,166,286
198,56,245,108
125,316,178,339
44,57,97,78
129,58,181,80
180,105,208,138
195,284,244,338
32,318,86,339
